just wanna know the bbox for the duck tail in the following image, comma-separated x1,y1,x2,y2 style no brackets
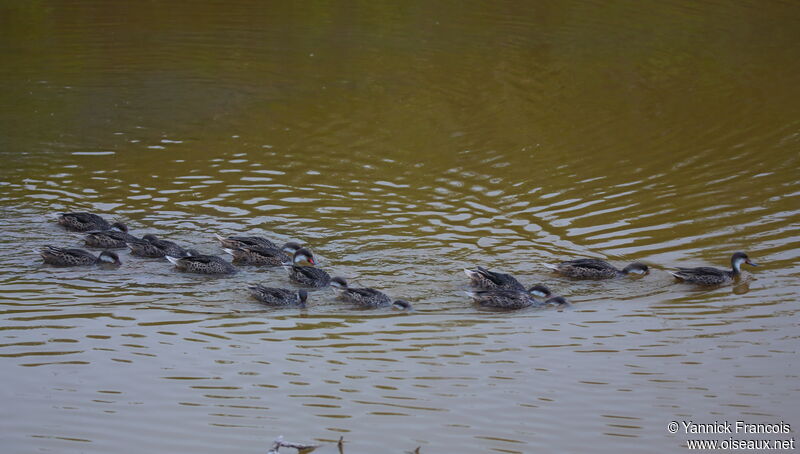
669,271,685,280
542,263,558,271
214,233,228,243
222,248,238,256
165,256,181,266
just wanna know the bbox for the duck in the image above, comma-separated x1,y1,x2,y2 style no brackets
215,233,277,250
84,223,137,249
465,286,565,310
40,246,121,267
127,234,191,258
464,266,526,291
282,248,331,287
56,212,112,232
670,252,759,285
165,254,236,274
543,258,649,279
223,242,302,266
330,277,413,310
248,286,308,307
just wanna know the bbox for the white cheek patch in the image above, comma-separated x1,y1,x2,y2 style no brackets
530,289,548,298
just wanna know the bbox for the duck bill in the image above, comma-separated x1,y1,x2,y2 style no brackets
745,259,759,266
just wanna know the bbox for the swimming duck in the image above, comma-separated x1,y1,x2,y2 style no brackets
40,246,121,267
215,234,277,250
127,234,190,258
248,285,308,307
465,286,563,310
223,242,302,266
330,277,412,310
464,266,526,291
670,252,759,285
165,254,236,274
57,212,112,232
283,248,331,287
543,258,649,279
84,223,137,249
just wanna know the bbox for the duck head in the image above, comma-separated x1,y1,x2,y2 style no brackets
110,222,128,233
293,248,316,266
392,300,413,311
330,276,348,289
282,242,303,254
545,296,569,307
296,289,308,306
622,262,649,275
98,251,122,266
731,252,758,273
528,284,552,298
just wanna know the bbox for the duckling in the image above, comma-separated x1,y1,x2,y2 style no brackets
127,234,190,258
248,286,308,307
40,246,121,267
215,234,277,250
466,286,562,310
330,277,412,310
283,248,331,287
670,252,759,285
543,258,649,279
84,222,137,249
464,266,525,291
223,242,302,266
165,254,236,274
56,212,112,232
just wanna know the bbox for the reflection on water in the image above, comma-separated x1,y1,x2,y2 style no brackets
1,1,799,453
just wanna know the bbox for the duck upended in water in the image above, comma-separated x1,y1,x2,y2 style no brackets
128,234,191,258
248,285,308,307
464,266,526,291
330,277,412,310
215,234,277,250
543,258,649,279
283,248,331,287
670,252,758,285
223,242,302,266
165,254,236,274
465,285,557,310
84,223,137,249
40,246,121,267
57,212,112,232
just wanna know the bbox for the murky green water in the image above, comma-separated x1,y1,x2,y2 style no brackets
1,1,799,452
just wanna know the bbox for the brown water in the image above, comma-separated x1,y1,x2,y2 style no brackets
1,1,799,453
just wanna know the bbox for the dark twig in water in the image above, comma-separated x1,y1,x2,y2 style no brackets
267,436,320,454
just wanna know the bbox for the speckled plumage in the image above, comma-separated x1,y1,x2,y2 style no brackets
224,242,301,266
40,246,121,267
670,252,758,285
57,212,111,232
84,224,137,249
467,289,567,310
546,258,648,279
215,234,277,250
330,277,408,309
166,254,236,274
464,266,525,291
248,285,307,307
128,234,190,258
287,265,331,287
282,248,331,287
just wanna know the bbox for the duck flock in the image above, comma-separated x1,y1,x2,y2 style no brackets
40,212,760,311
